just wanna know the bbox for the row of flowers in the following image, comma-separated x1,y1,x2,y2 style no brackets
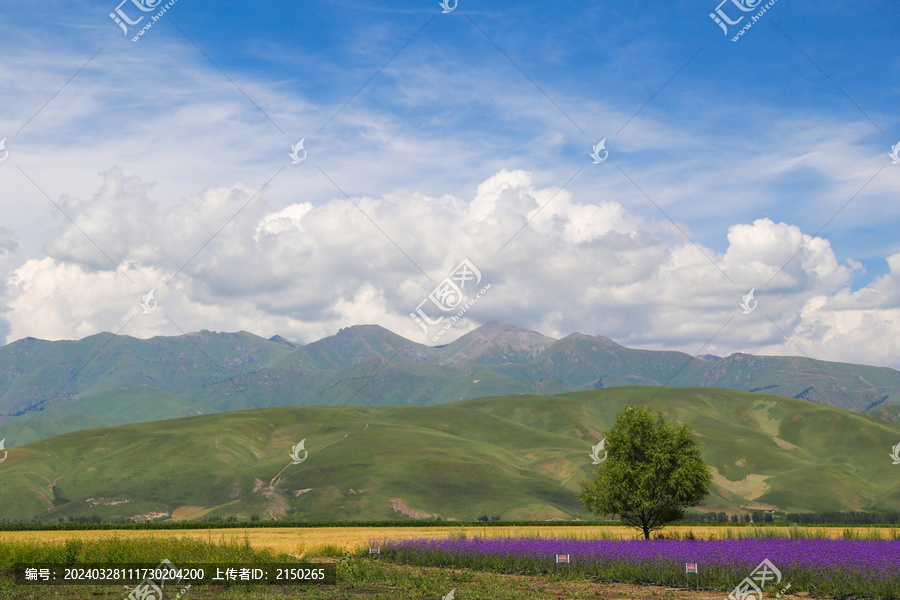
369,537,900,598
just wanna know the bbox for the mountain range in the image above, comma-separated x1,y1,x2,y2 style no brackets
3,322,900,446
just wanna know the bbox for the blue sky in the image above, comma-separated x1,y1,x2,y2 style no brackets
1,0,899,367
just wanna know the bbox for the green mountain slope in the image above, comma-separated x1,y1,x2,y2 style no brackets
0,384,205,445
0,331,295,416
507,332,711,390
1,388,897,523
698,353,900,412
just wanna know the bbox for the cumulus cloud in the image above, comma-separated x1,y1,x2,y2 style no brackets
4,166,899,369
774,254,900,368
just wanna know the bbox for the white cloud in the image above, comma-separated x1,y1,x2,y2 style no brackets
4,167,899,369
769,253,900,368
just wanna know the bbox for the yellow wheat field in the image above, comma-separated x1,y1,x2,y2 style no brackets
0,525,895,558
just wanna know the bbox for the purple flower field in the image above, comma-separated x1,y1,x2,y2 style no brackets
377,537,900,598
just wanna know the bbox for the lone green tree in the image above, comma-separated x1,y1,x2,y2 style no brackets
579,406,712,539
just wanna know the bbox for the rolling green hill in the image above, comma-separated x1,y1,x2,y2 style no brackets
1,388,898,523
3,322,900,446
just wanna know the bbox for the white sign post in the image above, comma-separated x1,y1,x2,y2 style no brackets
685,562,699,589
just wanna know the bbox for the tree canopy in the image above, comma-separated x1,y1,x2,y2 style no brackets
578,406,712,539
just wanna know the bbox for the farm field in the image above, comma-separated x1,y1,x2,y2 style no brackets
380,536,900,598
0,531,821,600
1,525,897,557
